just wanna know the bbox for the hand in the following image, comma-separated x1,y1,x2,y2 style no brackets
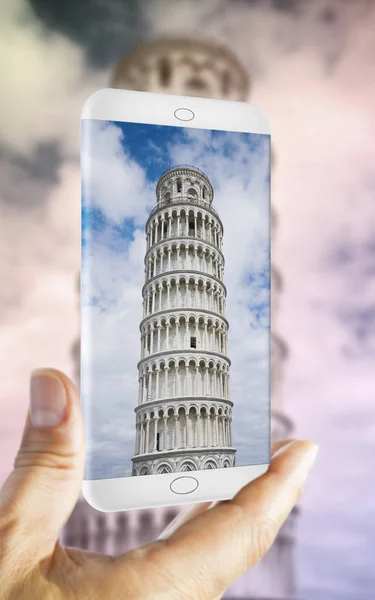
0,369,318,600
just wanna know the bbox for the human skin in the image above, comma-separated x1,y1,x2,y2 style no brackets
0,368,318,600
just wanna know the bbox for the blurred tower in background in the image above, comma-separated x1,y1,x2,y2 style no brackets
64,38,297,600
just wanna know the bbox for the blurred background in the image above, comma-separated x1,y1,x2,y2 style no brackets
1,1,374,599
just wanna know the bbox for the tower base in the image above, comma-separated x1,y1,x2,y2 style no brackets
132,447,236,476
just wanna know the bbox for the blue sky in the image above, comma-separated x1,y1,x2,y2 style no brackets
81,119,270,479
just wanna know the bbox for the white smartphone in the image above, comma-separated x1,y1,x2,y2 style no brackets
81,88,270,512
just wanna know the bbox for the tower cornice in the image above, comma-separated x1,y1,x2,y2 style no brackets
146,199,223,232
144,236,226,266
142,270,227,296
131,446,236,464
137,348,231,370
134,396,234,414
139,307,229,331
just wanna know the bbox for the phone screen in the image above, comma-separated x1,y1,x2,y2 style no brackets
81,119,270,480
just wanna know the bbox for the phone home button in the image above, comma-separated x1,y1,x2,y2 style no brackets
170,476,199,495
174,108,195,121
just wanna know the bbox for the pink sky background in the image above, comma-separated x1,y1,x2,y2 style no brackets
0,1,374,598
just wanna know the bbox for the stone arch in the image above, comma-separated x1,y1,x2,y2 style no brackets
188,357,198,369
161,243,169,256
178,274,187,287
167,358,177,370
223,459,231,468
156,462,173,474
187,187,198,199
202,459,218,470
140,466,150,476
179,460,197,472
199,358,208,370
200,404,209,416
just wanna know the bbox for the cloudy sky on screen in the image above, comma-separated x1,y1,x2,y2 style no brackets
81,119,270,478
1,1,375,598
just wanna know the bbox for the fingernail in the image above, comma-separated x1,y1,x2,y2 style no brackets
301,443,319,470
272,440,319,473
30,370,67,428
272,440,297,459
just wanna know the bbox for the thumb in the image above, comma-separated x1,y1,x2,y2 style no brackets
0,368,84,562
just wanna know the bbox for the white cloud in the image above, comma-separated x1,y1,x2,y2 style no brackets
82,121,157,224
0,0,108,159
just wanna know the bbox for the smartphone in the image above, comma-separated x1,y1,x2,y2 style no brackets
81,88,270,512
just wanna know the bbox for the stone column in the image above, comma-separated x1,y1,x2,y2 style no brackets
156,367,160,398
176,282,180,307
143,374,147,404
214,414,218,446
196,414,201,447
158,286,162,311
173,414,178,448
163,416,168,450
164,366,169,397
149,371,153,401
140,423,144,454
153,256,157,278
157,326,161,352
145,418,150,454
175,366,180,397
168,213,172,238
167,283,171,306
192,365,197,395
153,417,158,451
212,367,217,397
175,320,180,350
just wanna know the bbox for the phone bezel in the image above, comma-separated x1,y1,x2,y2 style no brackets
81,88,270,512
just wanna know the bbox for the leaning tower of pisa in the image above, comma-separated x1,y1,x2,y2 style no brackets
132,165,235,476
